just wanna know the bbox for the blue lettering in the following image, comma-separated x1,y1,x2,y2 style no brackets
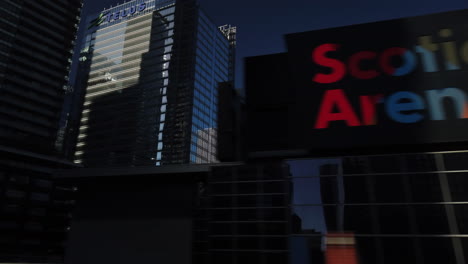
394,50,417,76
129,6,137,15
138,3,147,12
386,91,425,123
103,2,146,23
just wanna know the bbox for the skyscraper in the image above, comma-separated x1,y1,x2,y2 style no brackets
0,0,82,262
72,0,235,167
0,0,81,155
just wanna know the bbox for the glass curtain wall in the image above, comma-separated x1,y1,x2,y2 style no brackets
190,10,230,164
288,151,468,264
75,0,175,166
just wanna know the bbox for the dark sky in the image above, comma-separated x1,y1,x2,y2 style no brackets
80,0,468,88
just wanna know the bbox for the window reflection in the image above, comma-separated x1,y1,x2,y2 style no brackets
288,153,468,263
287,159,341,177
290,236,324,264
448,173,468,201
292,178,323,204
292,206,327,234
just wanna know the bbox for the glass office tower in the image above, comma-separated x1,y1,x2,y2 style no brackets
73,0,233,167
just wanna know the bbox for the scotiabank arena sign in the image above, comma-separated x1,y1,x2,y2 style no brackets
283,9,468,152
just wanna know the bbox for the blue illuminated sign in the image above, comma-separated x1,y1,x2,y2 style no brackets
90,2,147,29
106,2,147,23
89,2,148,29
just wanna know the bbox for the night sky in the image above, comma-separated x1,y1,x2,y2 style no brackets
79,0,468,88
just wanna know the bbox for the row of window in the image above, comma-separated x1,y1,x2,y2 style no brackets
211,194,286,208
291,173,468,204
210,237,287,250
94,35,151,56
191,140,215,156
94,15,166,45
210,182,285,195
94,28,152,52
22,3,69,42
194,81,214,108
192,106,212,127
210,222,287,235
7,60,62,89
190,152,216,163
209,207,287,221
0,106,54,129
288,153,468,176
292,204,468,234
0,113,53,138
198,11,230,51
0,92,55,119
92,42,172,72
192,115,211,131
196,47,229,81
193,96,213,117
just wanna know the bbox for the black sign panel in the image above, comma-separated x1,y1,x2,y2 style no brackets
276,9,468,153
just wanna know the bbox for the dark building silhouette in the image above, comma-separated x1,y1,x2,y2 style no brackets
217,81,245,162
0,0,80,155
0,0,82,262
206,162,290,264
56,165,204,264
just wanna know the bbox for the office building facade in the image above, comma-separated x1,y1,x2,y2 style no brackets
288,151,468,264
205,163,290,264
0,148,78,263
73,0,234,167
0,0,82,262
205,153,468,264
0,0,81,155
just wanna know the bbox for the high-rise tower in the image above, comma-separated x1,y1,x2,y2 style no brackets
73,0,235,167
0,0,82,262
0,0,81,155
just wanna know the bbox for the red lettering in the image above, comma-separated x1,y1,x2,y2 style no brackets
360,94,383,125
315,89,361,129
312,44,346,84
348,51,380,79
